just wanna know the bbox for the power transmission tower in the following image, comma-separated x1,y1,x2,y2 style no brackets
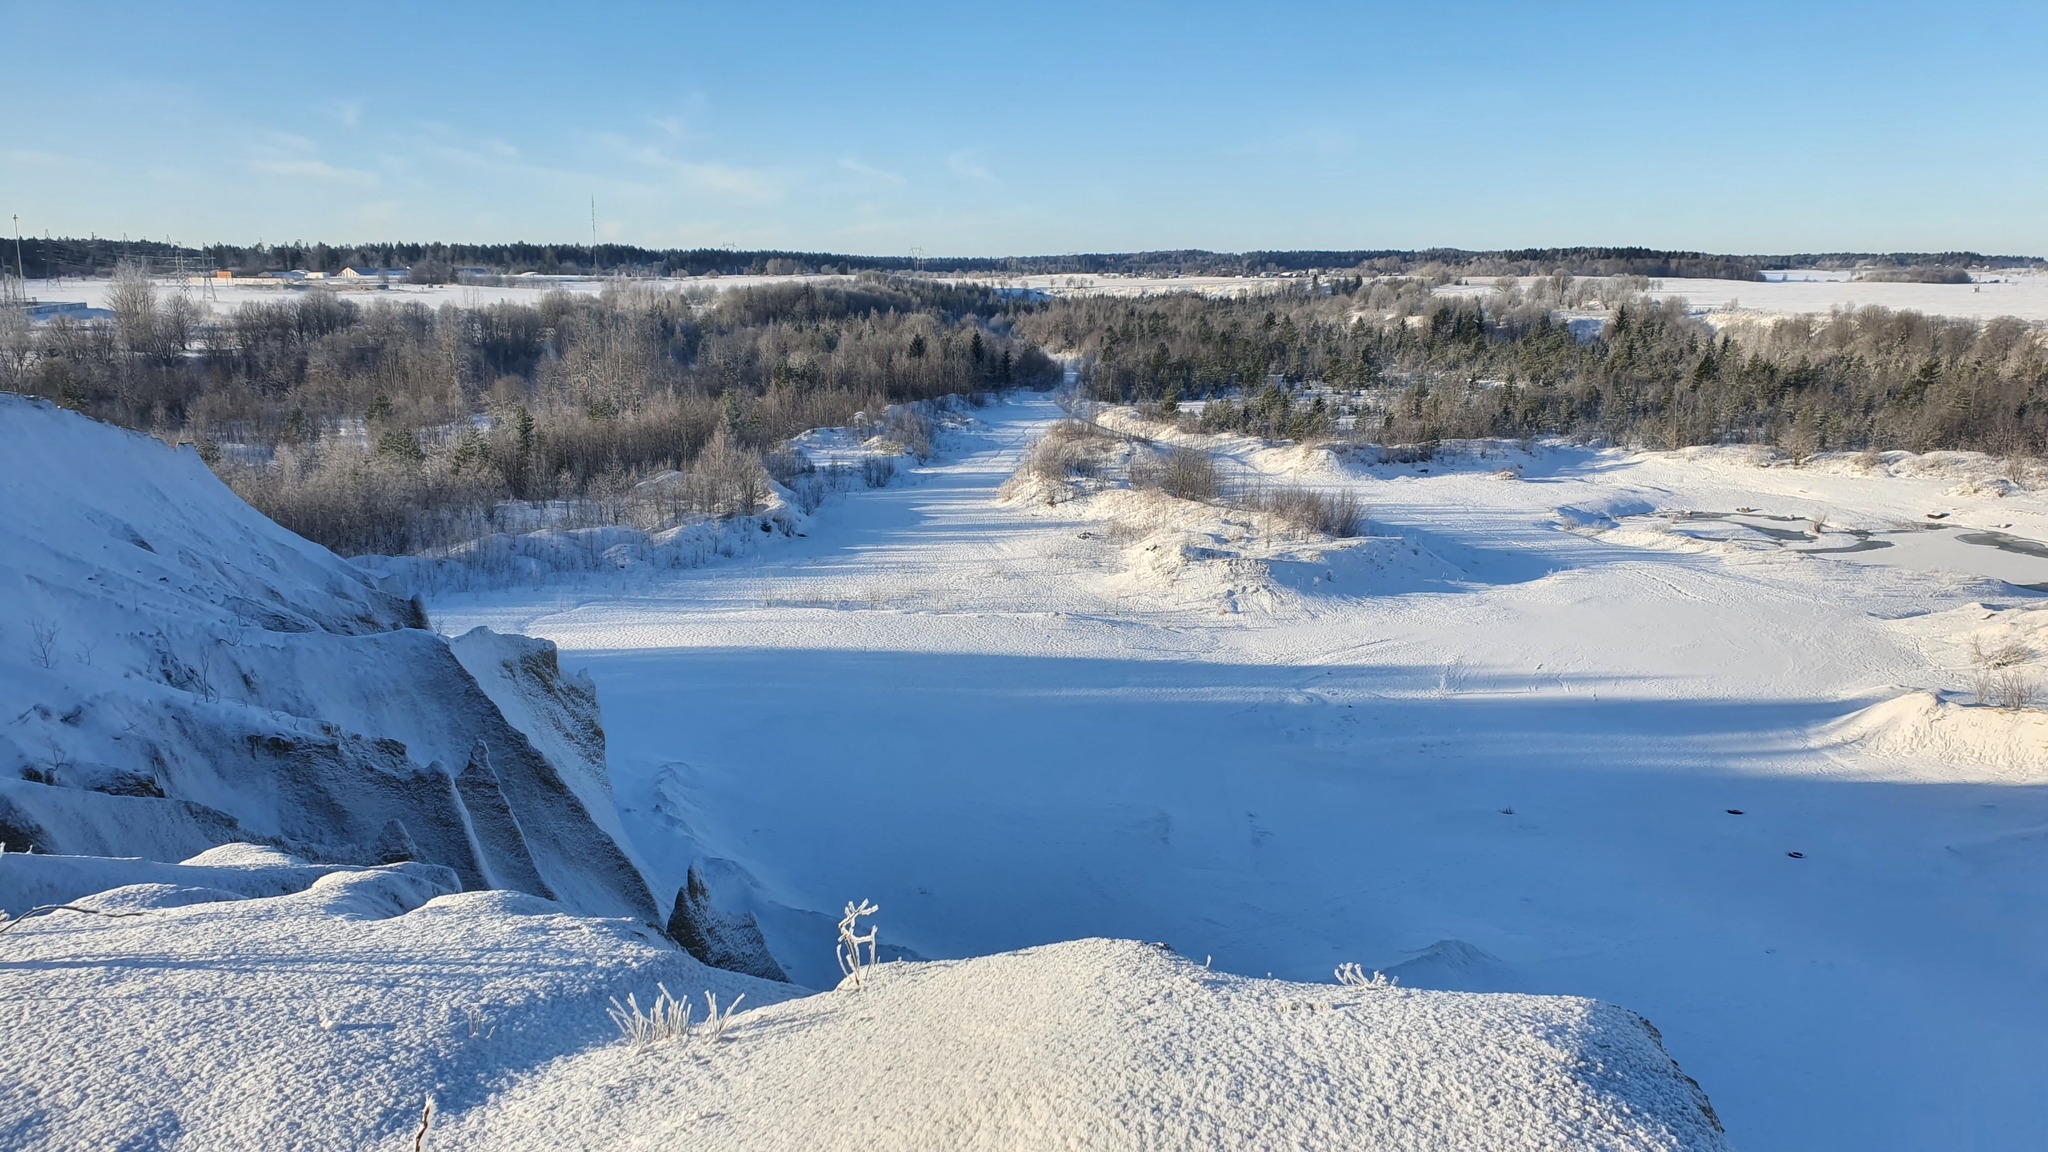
3,215,24,307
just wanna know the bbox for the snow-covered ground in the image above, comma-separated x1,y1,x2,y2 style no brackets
1438,269,2048,324
30,266,2048,323
15,272,864,315
1,395,1739,1150
0,846,1720,1151
430,396,2048,1151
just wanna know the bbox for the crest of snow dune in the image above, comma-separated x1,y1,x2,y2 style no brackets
0,852,1726,1152
0,395,657,923
0,848,793,1150
444,938,1726,1151
1825,689,2048,782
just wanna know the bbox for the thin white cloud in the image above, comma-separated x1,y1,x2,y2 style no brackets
261,130,319,154
839,157,906,187
947,150,999,186
251,158,379,187
601,134,783,202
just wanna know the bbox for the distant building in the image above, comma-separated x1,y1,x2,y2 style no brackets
26,301,112,322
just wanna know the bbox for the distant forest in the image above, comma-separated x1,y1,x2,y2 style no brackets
1,272,1058,554
3,265,2046,557
1028,276,2048,461
11,236,2043,282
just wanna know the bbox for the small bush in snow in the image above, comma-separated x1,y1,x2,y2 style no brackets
836,899,881,990
862,456,897,488
604,985,746,1048
608,983,693,1046
27,619,60,670
1242,484,1363,538
883,408,936,461
1131,445,1220,502
1025,421,1112,482
703,990,744,1042
1334,962,1397,989
1969,637,2038,710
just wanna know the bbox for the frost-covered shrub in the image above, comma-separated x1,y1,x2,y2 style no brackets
1970,637,2038,710
1334,962,1396,989
1025,420,1113,483
836,899,880,991
884,408,936,461
1131,445,1220,502
1243,484,1363,537
608,983,693,1046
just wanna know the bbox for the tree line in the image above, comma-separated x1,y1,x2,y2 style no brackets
7,265,2046,557
17,236,2036,282
1,272,1058,554
1017,276,2048,458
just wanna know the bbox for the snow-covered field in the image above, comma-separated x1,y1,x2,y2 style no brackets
431,396,2048,1152
2,395,1739,1150
1001,267,2048,322
1440,268,2048,324
16,272,876,317
29,266,2048,323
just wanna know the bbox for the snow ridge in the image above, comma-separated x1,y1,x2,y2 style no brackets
0,395,657,923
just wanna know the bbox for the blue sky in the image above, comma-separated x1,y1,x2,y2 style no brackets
5,1,2045,255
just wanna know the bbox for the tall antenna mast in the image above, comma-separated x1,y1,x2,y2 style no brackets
11,214,24,290
590,195,598,274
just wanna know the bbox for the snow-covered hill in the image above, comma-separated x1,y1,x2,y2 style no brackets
0,395,656,925
0,848,1724,1151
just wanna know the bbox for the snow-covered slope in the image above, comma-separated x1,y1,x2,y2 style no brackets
0,848,794,1151
0,849,1723,1151
0,395,657,924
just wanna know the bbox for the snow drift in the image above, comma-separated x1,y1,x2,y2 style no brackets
0,850,1725,1151
0,847,794,1151
0,395,657,924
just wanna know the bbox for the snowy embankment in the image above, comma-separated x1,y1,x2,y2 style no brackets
0,847,1722,1152
0,846,794,1151
0,394,657,923
0,394,1731,1150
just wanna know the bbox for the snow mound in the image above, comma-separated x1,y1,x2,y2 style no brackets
0,851,793,1152
0,844,343,915
446,938,1726,1151
0,396,658,925
1824,690,2048,781
1556,496,1659,530
0,856,1724,1151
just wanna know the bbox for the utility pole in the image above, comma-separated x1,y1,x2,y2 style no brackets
590,195,598,275
11,214,25,293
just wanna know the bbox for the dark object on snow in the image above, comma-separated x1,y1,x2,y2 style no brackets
666,865,790,983
1786,851,1804,859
